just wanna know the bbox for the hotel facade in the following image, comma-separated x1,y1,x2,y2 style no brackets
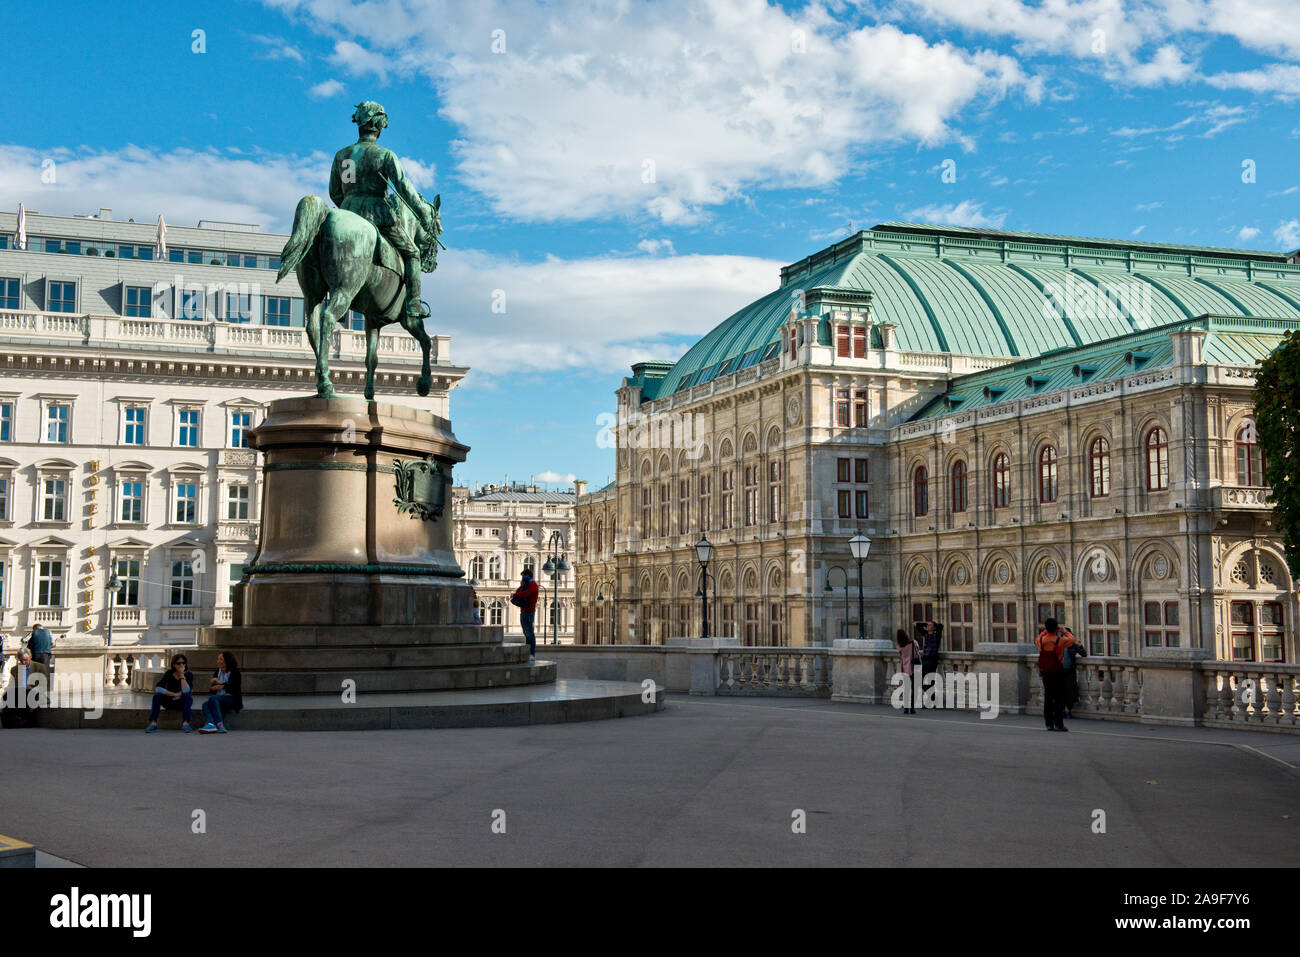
0,206,464,670
574,223,1300,662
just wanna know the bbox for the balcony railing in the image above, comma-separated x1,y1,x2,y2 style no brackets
1213,486,1271,509
717,648,832,696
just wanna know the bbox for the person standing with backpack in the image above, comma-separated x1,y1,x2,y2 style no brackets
896,629,922,714
1036,617,1077,732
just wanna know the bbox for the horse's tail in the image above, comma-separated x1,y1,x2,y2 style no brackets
277,195,330,283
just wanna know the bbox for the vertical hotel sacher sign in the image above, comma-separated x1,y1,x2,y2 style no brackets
81,459,102,634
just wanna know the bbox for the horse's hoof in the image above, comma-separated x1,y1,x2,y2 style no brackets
417,376,430,397
364,390,374,401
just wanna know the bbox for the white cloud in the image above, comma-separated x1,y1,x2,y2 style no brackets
1237,226,1261,242
1135,201,1163,211
308,79,345,99
1275,219,1300,250
1132,225,1146,236
267,0,1039,223
251,34,306,63
636,238,675,256
1127,44,1196,86
905,200,1007,228
1205,63,1300,98
534,471,576,485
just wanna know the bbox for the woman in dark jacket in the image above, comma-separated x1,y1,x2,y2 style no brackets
197,651,242,733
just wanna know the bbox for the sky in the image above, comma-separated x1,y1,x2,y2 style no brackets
2,0,1298,489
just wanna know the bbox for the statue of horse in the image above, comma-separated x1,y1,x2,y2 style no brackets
276,192,442,399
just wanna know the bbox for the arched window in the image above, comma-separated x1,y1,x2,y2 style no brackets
1235,422,1265,486
1090,437,1111,498
582,521,589,557
595,519,603,554
992,453,1011,509
951,460,967,513
488,554,503,580
1038,445,1058,503
913,466,928,516
1146,427,1169,491
488,600,503,626
768,460,782,522
468,555,484,580
522,555,535,576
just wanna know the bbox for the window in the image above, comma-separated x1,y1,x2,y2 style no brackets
488,600,503,626
1038,445,1057,503
836,325,850,357
770,601,785,646
595,520,604,553
227,484,250,520
721,601,735,641
119,480,144,523
1145,427,1169,491
837,489,851,518
178,289,204,320
992,453,1011,508
227,563,244,603
768,462,782,522
472,528,483,537
854,390,867,427
1230,602,1255,661
1261,603,1285,662
835,389,850,427
125,286,152,317
177,409,199,447
264,296,291,326
0,402,11,442
855,489,868,518
853,326,866,358
837,458,851,483
949,602,974,651
48,281,76,313
0,475,7,520
911,603,934,635
225,293,252,323
913,466,928,517
1087,601,1120,655
743,466,757,526
349,310,365,331
488,555,502,580
230,411,252,448
1143,601,1180,648
45,404,70,443
468,556,484,580
525,528,533,538
523,556,535,576
0,277,18,310
1090,437,1111,498
951,460,968,513
42,478,67,522
1235,423,1265,486
659,481,670,535
990,601,1017,642
1036,602,1066,632
720,470,734,529
787,327,797,360
744,601,760,645
678,479,690,532
36,560,63,607
170,560,195,606
174,482,197,523
641,486,651,538
116,558,142,606
123,407,146,446
698,474,711,531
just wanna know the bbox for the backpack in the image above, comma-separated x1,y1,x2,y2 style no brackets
1037,633,1062,674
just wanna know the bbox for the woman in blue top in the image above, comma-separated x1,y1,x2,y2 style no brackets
197,652,242,734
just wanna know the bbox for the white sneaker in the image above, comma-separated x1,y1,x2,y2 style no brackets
529,655,536,665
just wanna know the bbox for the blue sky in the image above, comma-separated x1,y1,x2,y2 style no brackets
4,0,1298,488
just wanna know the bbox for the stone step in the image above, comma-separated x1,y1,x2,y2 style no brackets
171,643,530,673
198,624,503,649
133,660,557,696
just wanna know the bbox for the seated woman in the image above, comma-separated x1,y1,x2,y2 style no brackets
197,651,242,734
146,654,194,733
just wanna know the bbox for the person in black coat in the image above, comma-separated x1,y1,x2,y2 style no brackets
197,651,242,733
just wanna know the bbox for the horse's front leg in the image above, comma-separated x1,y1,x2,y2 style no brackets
364,323,380,400
304,298,330,396
400,312,433,397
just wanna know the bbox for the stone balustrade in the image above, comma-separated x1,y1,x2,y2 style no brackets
546,640,1300,732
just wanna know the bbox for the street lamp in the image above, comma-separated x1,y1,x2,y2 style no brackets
105,571,122,648
542,531,570,645
595,578,616,644
849,533,871,640
824,565,849,644
695,536,713,639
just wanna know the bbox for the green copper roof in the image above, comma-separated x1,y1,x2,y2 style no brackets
910,315,1300,420
645,223,1300,401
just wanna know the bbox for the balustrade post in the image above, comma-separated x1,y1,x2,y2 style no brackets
1136,647,1210,727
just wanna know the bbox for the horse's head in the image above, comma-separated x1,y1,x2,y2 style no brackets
419,193,442,273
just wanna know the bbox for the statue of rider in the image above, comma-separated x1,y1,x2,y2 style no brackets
329,101,432,320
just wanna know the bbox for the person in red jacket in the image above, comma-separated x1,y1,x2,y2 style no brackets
511,568,540,662
1035,617,1078,732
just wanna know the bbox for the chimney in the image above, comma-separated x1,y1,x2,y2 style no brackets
575,479,588,498
98,208,112,221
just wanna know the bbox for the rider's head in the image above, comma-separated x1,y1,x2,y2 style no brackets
352,101,389,136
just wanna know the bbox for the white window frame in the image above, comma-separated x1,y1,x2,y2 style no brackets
0,468,12,522
229,409,253,448
111,552,144,608
0,396,16,443
35,469,72,524
170,472,203,526
121,405,148,446
226,482,250,520
116,472,147,525
175,406,201,448
169,556,196,607
41,401,72,445
33,554,67,609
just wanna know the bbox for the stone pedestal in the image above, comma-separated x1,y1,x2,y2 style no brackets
829,639,895,704
1138,646,1212,726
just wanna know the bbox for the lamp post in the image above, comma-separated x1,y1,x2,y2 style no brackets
695,536,713,639
595,578,616,645
849,533,871,640
105,571,122,648
542,531,569,645
824,565,849,644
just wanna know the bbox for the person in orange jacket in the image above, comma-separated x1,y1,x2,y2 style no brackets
1035,617,1077,732
511,569,540,662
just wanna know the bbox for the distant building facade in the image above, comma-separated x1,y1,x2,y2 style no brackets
574,223,1300,661
451,482,577,643
0,206,465,658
